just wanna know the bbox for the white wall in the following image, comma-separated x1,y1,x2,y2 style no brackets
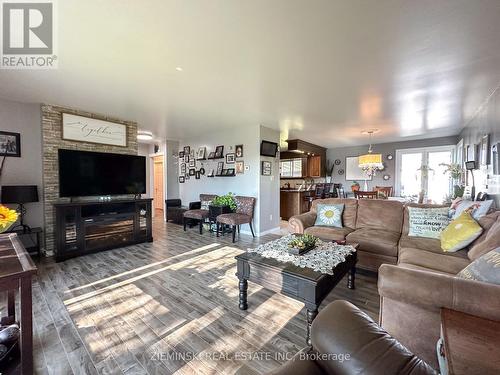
259,126,280,233
0,99,43,229
179,125,261,232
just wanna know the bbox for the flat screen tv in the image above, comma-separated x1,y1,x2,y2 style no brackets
58,149,146,197
260,140,278,157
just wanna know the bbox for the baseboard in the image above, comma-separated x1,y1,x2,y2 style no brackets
240,226,281,237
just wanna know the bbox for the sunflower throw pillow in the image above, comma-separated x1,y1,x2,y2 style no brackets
314,204,344,228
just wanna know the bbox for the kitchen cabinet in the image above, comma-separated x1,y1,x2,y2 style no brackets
307,155,322,177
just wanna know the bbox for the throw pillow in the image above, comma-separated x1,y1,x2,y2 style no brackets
457,247,500,285
407,207,450,239
314,204,344,228
201,200,212,210
452,200,494,220
441,212,483,252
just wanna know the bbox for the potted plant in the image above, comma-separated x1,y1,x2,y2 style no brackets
288,234,318,255
439,163,465,198
351,181,360,192
209,192,237,220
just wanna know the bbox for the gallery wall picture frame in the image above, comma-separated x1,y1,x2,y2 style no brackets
216,161,224,175
189,168,196,176
334,159,341,165
185,174,190,180
235,144,244,158
180,163,186,174
235,161,244,174
0,131,21,157
262,161,272,176
199,167,205,175
226,153,235,163
480,134,490,166
226,168,235,176
179,176,185,183
179,151,185,158
183,146,190,154
189,159,196,168
196,147,206,160
62,113,127,147
184,154,189,163
345,156,371,180
195,171,201,179
207,151,215,159
190,150,194,158
215,145,224,159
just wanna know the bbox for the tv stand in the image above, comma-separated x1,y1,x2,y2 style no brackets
54,198,153,261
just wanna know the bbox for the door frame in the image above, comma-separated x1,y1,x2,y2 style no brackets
150,153,165,218
395,145,455,197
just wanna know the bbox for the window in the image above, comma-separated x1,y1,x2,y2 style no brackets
280,159,303,178
395,145,455,203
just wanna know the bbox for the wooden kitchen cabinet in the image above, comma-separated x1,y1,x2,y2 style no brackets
308,155,322,177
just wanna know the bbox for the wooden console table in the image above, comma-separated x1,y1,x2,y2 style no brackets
0,233,37,375
441,308,500,375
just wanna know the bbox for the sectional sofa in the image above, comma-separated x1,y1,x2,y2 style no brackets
289,198,500,368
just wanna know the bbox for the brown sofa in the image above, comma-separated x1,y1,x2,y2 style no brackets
290,199,500,370
289,198,404,271
378,209,500,369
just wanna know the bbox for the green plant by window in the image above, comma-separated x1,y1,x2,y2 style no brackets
212,192,237,211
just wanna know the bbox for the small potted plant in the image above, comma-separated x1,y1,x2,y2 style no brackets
209,192,237,219
351,181,360,192
288,234,318,255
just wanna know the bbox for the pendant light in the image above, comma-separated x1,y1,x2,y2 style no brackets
358,129,383,176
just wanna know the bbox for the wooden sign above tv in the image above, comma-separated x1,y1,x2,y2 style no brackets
62,113,127,147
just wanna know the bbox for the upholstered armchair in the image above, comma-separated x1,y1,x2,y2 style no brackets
216,196,256,242
183,194,217,234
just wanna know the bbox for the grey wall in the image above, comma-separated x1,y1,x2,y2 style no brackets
0,98,44,229
458,88,500,206
326,136,458,188
178,125,264,233
166,140,180,200
259,126,280,233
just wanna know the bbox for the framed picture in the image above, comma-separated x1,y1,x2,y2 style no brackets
183,146,190,154
226,168,235,176
179,151,185,158
207,151,215,159
215,145,224,159
0,131,21,157
190,150,194,158
180,163,186,174
235,144,244,158
195,171,201,179
184,154,189,163
345,156,371,180
199,167,205,175
480,134,490,166
235,161,244,174
62,113,126,147
196,147,206,160
262,161,272,176
217,161,224,175
189,159,196,168
226,153,235,164
179,176,185,183
189,168,196,176
185,174,190,180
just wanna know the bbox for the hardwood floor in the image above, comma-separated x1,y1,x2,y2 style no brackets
1,220,379,375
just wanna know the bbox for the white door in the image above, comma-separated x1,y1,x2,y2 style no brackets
396,145,454,203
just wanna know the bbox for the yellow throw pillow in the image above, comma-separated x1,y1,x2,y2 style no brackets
441,212,483,252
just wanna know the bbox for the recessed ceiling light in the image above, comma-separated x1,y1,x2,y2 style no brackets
175,67,183,72
137,130,153,141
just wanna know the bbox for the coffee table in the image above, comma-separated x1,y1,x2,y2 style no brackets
235,242,357,345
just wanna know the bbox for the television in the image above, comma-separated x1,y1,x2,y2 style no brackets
260,140,278,157
58,149,146,197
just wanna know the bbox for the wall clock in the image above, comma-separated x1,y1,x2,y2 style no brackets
338,169,344,175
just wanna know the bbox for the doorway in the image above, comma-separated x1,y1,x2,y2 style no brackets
153,155,164,217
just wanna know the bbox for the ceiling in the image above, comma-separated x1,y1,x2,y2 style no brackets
1,0,500,147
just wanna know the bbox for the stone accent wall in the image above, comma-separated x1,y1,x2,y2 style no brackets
41,104,138,252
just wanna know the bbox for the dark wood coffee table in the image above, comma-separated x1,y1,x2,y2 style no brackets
235,244,357,345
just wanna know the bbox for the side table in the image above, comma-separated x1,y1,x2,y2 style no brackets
6,227,43,258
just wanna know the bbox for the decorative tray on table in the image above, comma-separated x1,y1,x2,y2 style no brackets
287,234,318,256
